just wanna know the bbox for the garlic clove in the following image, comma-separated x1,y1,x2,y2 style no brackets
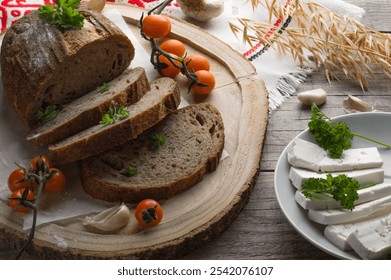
177,0,224,22
86,0,106,12
82,203,131,232
297,88,327,106
343,95,374,113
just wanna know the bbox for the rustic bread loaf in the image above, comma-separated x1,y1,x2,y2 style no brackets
49,77,181,164
26,67,149,147
81,103,225,203
0,8,134,128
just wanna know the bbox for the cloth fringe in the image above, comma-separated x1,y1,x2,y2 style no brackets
268,68,310,112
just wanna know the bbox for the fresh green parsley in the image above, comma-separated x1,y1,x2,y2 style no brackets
308,104,390,158
99,83,111,93
149,133,166,150
38,0,84,29
125,166,137,177
99,106,129,125
301,174,360,211
36,105,58,123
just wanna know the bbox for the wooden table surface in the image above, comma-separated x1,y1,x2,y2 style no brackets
1,0,390,260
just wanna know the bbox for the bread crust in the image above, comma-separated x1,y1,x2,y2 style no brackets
81,103,225,203
1,8,134,127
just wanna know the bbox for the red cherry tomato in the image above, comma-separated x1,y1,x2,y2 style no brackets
9,188,35,213
185,54,210,72
135,199,163,228
8,168,31,192
44,168,66,193
31,155,53,173
192,70,216,95
160,39,186,57
158,54,181,78
142,14,171,38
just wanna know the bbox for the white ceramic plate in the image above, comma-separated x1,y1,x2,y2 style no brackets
274,112,391,259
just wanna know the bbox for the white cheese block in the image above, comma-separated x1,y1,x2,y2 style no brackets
324,210,390,251
287,138,383,172
295,183,391,210
289,166,384,190
347,214,391,259
308,195,391,225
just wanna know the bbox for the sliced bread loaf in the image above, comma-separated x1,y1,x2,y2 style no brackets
81,103,225,203
1,8,134,127
48,78,181,164
26,67,149,147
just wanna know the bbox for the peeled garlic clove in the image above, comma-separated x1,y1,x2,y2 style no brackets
82,203,130,232
86,0,106,12
343,95,373,113
297,88,327,106
177,0,224,22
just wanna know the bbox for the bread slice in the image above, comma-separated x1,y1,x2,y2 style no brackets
81,103,225,203
1,8,134,128
26,67,149,147
49,78,181,164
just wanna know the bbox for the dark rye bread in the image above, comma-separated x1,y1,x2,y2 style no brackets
81,103,225,203
49,78,181,164
26,67,149,147
1,8,134,128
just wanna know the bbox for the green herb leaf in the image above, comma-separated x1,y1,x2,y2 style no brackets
38,0,84,29
149,133,166,150
309,104,390,158
99,83,111,93
126,166,137,177
36,105,58,123
302,174,360,210
99,105,129,125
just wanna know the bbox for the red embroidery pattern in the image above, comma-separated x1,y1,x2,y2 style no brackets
0,0,178,31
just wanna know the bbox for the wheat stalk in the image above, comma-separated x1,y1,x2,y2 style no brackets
235,0,391,89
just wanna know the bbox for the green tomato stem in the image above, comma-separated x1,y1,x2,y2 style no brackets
352,132,391,148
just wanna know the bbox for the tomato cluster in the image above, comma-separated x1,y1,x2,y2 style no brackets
7,155,66,213
142,14,216,95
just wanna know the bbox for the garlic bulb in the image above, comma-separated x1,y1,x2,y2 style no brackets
82,203,131,232
177,0,224,22
86,0,106,12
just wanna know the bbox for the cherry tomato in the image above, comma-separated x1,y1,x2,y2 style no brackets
142,14,171,38
135,199,163,228
192,70,216,95
31,155,53,173
8,168,31,192
185,54,210,72
160,39,186,57
158,54,181,78
44,168,66,193
9,188,35,213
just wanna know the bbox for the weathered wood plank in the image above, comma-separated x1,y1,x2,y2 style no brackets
344,0,391,31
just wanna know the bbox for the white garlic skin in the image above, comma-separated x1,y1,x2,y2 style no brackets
86,0,106,12
343,95,373,113
177,0,224,22
297,88,327,106
82,203,131,232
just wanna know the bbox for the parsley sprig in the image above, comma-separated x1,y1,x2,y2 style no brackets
125,166,137,177
36,105,58,123
149,133,166,150
302,174,361,210
99,106,129,125
38,0,84,29
309,104,390,158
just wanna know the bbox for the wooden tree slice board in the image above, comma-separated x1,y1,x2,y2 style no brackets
0,3,268,259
